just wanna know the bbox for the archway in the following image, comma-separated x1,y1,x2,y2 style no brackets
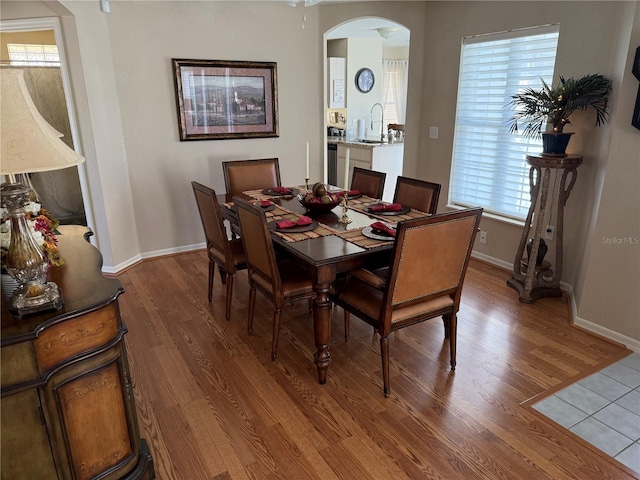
324,18,410,195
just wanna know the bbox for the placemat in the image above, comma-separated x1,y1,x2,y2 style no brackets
267,212,338,242
223,202,289,219
337,228,396,249
243,189,276,201
344,195,379,207
244,186,308,201
348,202,429,223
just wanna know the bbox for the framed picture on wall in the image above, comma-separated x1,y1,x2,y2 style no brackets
172,59,279,140
631,46,640,131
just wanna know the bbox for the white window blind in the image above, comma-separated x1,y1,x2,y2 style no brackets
449,25,559,220
383,71,399,125
7,43,60,67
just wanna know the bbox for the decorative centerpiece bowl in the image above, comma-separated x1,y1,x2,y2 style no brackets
298,183,342,211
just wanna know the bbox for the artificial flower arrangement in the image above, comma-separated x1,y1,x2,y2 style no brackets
1,202,63,268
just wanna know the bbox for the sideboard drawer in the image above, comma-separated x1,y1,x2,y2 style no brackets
34,303,121,373
1,341,39,388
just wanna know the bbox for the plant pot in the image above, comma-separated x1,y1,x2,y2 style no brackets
542,132,573,156
526,238,548,265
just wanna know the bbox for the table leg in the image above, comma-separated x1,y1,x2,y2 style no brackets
312,267,335,384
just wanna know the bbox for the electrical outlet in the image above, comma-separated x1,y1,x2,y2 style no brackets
545,225,555,241
479,231,487,244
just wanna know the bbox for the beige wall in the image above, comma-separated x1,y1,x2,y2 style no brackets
1,1,637,347
578,5,640,342
346,37,384,137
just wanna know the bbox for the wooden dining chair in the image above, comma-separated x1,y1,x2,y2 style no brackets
351,166,386,199
191,181,247,321
222,158,281,196
234,197,316,361
345,177,441,311
393,176,441,214
331,207,483,397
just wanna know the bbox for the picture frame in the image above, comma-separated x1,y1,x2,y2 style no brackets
172,59,279,140
631,46,640,131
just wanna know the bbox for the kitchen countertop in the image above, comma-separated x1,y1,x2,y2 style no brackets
327,137,404,147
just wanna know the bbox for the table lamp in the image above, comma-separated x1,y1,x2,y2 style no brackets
1,68,85,317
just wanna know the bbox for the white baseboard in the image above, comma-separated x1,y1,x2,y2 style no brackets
102,242,205,275
573,316,640,353
102,254,142,275
471,251,513,270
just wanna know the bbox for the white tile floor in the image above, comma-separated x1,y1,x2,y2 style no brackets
533,352,640,474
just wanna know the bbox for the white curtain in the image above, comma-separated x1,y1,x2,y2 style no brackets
381,59,408,125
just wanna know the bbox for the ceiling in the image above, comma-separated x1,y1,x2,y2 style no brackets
326,18,410,48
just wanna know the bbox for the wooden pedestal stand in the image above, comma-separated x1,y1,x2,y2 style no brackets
507,154,583,303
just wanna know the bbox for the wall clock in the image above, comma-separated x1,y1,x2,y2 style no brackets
355,68,374,93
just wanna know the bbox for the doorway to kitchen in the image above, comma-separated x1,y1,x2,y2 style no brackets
324,18,410,186
1,17,92,228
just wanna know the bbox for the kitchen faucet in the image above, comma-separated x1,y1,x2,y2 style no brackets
370,103,385,142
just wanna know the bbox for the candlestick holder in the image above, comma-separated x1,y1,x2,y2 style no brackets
305,178,310,192
338,190,352,224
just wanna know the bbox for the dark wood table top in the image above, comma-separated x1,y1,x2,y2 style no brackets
219,192,395,269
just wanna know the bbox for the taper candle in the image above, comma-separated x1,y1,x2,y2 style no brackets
344,148,350,190
306,141,310,178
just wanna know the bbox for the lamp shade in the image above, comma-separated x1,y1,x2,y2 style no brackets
1,68,84,175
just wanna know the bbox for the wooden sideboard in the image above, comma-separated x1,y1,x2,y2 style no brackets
1,225,154,480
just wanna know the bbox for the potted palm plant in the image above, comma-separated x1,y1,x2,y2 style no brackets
508,73,612,155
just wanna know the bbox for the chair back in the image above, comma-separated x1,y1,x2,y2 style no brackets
222,158,281,196
393,176,441,214
351,167,386,199
387,123,405,132
381,208,482,330
234,197,282,299
191,181,235,272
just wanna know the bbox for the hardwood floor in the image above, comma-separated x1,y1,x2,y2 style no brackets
117,251,635,480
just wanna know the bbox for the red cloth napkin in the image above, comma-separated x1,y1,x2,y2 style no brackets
370,222,396,237
272,186,292,194
258,200,272,207
276,216,312,229
276,220,296,229
336,189,360,198
370,203,402,212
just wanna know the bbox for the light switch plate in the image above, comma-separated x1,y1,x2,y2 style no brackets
429,127,439,139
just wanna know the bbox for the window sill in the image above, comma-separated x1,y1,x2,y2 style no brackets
445,204,525,228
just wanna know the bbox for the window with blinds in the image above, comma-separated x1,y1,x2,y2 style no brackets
7,44,60,67
383,71,399,125
449,25,559,221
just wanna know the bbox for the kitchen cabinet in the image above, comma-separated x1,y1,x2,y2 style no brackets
1,225,154,480
336,142,404,201
328,57,346,108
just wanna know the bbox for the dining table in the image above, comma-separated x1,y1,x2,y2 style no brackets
218,185,429,384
